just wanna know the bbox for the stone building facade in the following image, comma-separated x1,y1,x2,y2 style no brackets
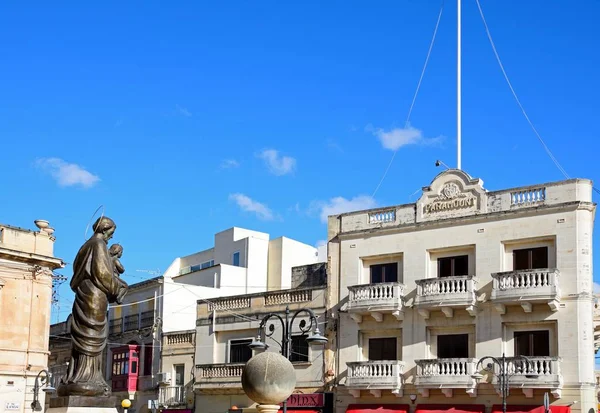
191,284,329,413
0,221,64,413
326,170,595,413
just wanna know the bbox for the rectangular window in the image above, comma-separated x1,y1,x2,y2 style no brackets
368,337,397,361
200,260,214,269
513,247,549,271
290,335,309,362
190,264,201,272
232,252,240,267
438,255,469,277
229,339,252,363
514,330,550,357
143,343,153,376
437,334,469,358
174,364,185,386
370,263,398,283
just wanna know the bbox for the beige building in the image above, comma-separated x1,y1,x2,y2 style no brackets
0,221,64,413
190,265,329,413
159,330,196,411
326,170,595,413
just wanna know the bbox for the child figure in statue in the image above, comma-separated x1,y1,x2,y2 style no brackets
109,244,125,278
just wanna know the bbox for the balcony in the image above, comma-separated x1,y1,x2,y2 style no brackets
194,363,244,390
491,269,560,313
504,357,563,398
124,314,140,331
346,360,404,398
109,318,123,335
414,276,478,318
140,310,155,328
347,282,406,322
415,358,478,398
159,386,186,407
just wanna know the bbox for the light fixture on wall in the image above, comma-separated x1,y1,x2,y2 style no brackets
409,394,417,405
31,370,54,411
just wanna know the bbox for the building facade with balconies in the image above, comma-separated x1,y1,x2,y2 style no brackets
327,170,595,413
191,271,328,413
0,220,64,413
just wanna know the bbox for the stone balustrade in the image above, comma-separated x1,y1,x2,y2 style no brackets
346,360,404,389
195,363,245,387
347,282,405,321
491,269,560,312
208,296,251,311
165,332,194,345
414,276,477,317
265,289,311,306
369,209,397,224
510,187,546,205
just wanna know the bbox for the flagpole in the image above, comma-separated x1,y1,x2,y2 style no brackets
457,0,462,170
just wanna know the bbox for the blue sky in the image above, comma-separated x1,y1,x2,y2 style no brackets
1,0,599,322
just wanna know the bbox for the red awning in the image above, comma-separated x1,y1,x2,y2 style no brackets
415,405,486,413
347,404,410,413
491,405,570,413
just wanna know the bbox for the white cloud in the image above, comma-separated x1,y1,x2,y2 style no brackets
316,239,327,247
368,123,443,151
313,195,377,223
36,158,100,188
257,149,296,176
594,282,600,294
220,159,240,169
176,104,192,117
229,193,275,221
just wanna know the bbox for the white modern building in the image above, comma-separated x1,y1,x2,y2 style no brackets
327,170,595,413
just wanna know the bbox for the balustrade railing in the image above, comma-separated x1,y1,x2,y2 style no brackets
209,297,251,311
416,358,477,377
265,289,311,306
166,332,194,345
505,356,560,378
159,386,185,406
369,209,396,224
124,314,139,331
196,363,245,380
346,360,404,386
492,269,559,293
511,187,546,205
140,310,154,328
348,282,404,308
416,276,476,297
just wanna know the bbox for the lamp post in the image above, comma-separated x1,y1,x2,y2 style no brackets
31,369,55,411
248,305,328,413
472,353,539,413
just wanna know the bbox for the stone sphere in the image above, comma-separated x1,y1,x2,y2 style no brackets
241,352,296,405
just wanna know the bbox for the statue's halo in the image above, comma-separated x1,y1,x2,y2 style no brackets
84,204,105,241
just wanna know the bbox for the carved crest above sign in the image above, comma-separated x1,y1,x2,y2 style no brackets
416,170,487,222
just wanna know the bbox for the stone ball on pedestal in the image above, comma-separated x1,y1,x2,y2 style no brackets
241,352,296,405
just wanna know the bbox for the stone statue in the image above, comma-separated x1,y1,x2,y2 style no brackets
58,216,128,397
109,244,125,278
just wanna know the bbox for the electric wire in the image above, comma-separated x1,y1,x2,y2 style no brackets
371,0,445,197
474,0,570,179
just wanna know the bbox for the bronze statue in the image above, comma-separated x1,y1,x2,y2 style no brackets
109,244,125,278
58,216,128,397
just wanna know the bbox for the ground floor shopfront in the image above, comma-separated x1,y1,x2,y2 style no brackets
334,386,595,413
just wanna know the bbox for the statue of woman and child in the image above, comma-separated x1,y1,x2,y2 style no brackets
58,216,129,397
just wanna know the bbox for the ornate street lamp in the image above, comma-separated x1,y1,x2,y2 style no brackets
31,369,55,411
247,305,328,413
472,353,539,413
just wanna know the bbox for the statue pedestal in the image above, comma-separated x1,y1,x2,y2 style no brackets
48,396,119,413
